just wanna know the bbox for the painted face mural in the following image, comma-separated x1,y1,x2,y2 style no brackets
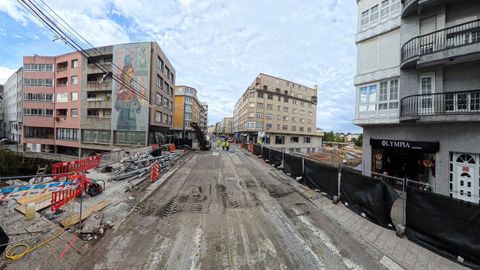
112,43,151,131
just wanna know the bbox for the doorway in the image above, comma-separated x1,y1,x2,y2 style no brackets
450,153,479,203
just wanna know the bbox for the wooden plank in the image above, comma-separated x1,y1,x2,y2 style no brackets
15,200,52,215
16,192,52,205
61,200,111,227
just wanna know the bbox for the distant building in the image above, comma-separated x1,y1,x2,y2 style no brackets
222,117,233,136
200,102,208,133
2,68,22,142
233,73,322,153
173,85,206,139
345,133,361,143
207,125,215,134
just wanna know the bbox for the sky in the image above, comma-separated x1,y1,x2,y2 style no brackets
0,0,361,133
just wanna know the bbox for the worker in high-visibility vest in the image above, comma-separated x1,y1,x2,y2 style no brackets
224,140,230,151
217,139,222,149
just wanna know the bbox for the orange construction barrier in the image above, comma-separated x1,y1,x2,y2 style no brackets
169,143,176,153
151,161,161,183
52,154,102,179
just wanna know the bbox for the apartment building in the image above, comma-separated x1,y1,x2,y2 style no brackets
355,0,480,203
173,85,206,139
200,102,208,133
2,68,23,142
222,117,233,136
0,84,3,138
233,73,322,153
18,41,175,156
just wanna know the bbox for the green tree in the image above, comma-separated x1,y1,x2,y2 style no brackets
353,134,363,147
324,130,335,142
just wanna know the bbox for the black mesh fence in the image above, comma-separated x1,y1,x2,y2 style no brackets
262,147,270,161
406,187,480,268
282,153,303,178
340,168,399,230
0,226,8,255
302,159,338,199
269,149,283,167
253,144,262,156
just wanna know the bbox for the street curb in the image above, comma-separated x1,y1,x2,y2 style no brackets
112,151,195,230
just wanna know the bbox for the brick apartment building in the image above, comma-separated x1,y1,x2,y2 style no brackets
8,41,175,156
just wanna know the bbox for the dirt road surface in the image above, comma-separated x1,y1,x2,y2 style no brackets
76,145,386,270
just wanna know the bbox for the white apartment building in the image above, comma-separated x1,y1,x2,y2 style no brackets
355,0,480,203
2,68,23,142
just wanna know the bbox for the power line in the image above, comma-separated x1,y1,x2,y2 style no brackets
18,0,154,104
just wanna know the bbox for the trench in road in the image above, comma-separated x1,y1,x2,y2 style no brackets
76,148,386,270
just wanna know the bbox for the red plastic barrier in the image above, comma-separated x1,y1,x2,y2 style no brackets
51,174,89,212
52,154,102,179
249,144,254,153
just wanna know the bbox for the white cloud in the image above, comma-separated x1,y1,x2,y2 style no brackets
0,66,17,84
0,0,361,132
0,0,28,25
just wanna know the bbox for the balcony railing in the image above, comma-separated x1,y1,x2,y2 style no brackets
400,89,480,119
401,19,480,63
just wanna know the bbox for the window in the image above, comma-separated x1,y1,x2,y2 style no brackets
361,10,369,27
249,112,255,118
82,129,111,144
23,64,53,72
275,136,285,145
389,79,399,109
303,137,311,143
257,103,264,109
300,127,304,132
256,113,263,119
390,0,400,12
114,131,146,146
155,112,161,123
71,109,78,117
379,81,388,110
290,136,299,143
267,104,273,110
284,97,289,103
157,57,164,71
380,0,389,17
258,92,264,98
292,108,297,114
282,125,288,131
266,123,272,130
56,93,68,102
57,128,78,141
275,88,280,93
156,75,163,88
71,59,78,68
292,126,296,131
71,92,78,101
263,85,268,91
23,78,53,87
249,103,255,108
283,115,289,121
370,5,379,22
283,107,288,112
268,94,273,100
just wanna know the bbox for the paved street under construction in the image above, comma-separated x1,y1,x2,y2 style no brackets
76,145,386,270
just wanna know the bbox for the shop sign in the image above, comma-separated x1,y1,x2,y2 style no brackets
370,139,439,152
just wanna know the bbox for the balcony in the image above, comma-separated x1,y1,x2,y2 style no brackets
87,99,112,109
87,62,112,73
401,19,480,68
400,89,480,122
401,0,417,18
87,81,112,91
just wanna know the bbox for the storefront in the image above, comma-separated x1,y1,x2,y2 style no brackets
370,139,439,184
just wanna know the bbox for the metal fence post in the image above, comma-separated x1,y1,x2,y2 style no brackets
333,164,341,204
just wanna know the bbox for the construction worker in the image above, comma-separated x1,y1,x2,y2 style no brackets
217,138,222,149
225,140,230,151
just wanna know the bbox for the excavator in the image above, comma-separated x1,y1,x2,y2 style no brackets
190,122,211,150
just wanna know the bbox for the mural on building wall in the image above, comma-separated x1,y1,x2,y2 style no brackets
112,43,151,131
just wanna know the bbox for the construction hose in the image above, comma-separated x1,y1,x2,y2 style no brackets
5,228,66,260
